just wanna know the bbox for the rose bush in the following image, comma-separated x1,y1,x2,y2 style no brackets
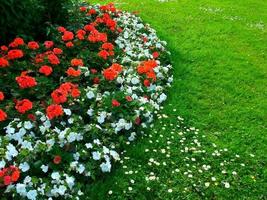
0,3,172,199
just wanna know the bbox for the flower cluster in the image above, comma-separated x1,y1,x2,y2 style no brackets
0,3,172,199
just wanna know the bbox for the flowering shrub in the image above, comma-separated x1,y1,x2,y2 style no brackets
0,3,172,199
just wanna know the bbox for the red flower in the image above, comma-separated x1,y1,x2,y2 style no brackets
103,68,118,81
15,99,33,114
90,69,97,74
27,114,36,121
7,49,24,60
27,41,39,50
93,77,100,84
102,43,114,51
111,63,123,73
9,38,24,48
1,45,8,51
39,65,53,76
0,109,7,121
125,96,133,102
11,169,20,182
84,24,96,32
152,51,160,59
66,42,74,48
71,58,84,67
144,79,151,87
53,48,63,55
0,57,9,68
98,50,109,60
48,54,60,65
80,6,87,12
71,88,81,98
4,176,11,186
53,155,62,164
0,91,4,101
62,31,74,41
112,99,120,107
135,117,141,125
16,74,37,89
88,8,97,15
44,41,54,49
51,89,68,104
57,26,66,33
66,67,81,77
46,104,63,119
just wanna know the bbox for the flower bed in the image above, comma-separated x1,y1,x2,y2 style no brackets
0,3,172,199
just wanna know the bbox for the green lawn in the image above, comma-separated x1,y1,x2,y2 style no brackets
86,0,267,199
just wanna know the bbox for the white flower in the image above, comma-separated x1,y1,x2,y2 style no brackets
87,109,94,116
77,164,85,174
41,165,48,173
26,190,37,200
86,91,95,99
66,176,75,189
51,172,60,180
58,185,67,195
5,143,18,160
92,151,101,160
100,161,111,172
19,162,30,172
85,143,93,149
16,183,27,196
24,121,33,130
64,109,72,116
224,182,230,188
0,160,6,169
67,132,77,143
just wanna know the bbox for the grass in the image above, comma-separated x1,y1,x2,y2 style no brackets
85,0,267,199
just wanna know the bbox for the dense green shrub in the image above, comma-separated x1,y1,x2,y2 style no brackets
0,0,75,45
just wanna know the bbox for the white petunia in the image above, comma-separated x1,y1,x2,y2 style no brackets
19,162,30,172
100,161,111,173
51,172,60,180
92,151,101,160
41,165,48,173
86,91,95,99
26,190,37,200
64,109,72,116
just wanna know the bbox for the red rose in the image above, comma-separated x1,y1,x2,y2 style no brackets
98,50,109,60
51,89,68,104
57,26,66,33
111,63,123,73
0,58,9,68
0,91,4,101
93,77,100,84
7,49,24,60
15,99,33,114
1,45,8,51
102,43,114,51
27,114,36,121
53,48,63,55
66,67,81,77
27,41,39,50
46,104,63,119
53,155,62,164
144,79,150,87
11,169,20,182
4,176,11,186
103,68,118,81
84,24,96,32
135,117,141,125
90,69,97,74
125,96,133,102
39,65,53,76
80,6,87,12
112,99,120,107
152,51,160,59
88,8,97,15
0,109,7,121
44,41,54,49
62,31,74,41
16,74,37,89
71,88,81,98
71,58,84,67
66,42,74,48
48,54,60,65
9,38,24,48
